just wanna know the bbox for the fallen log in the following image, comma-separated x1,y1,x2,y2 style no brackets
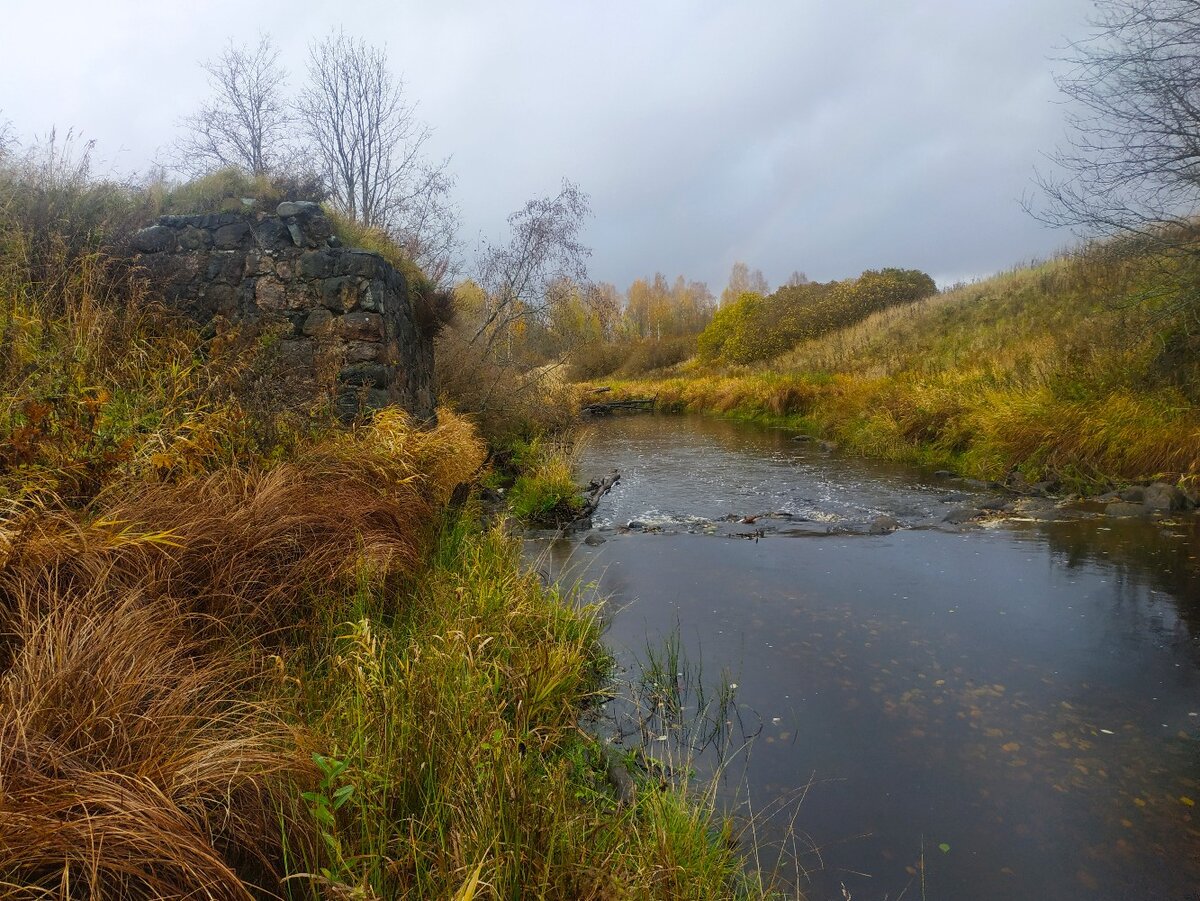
582,397,656,415
565,470,620,531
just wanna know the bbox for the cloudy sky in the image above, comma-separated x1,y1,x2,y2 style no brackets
1,0,1096,290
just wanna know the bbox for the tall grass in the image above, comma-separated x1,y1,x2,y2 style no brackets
601,250,1200,491
0,146,790,900
287,517,773,899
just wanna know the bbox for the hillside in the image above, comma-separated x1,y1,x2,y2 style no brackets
602,248,1200,493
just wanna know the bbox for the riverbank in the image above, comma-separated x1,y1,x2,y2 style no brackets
594,252,1200,496
0,178,784,898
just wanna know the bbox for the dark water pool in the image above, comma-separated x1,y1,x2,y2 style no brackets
527,415,1200,900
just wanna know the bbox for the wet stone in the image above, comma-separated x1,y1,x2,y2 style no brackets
943,507,981,524
869,515,901,534
1105,502,1145,518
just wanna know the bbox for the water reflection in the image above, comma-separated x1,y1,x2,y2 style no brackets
530,415,1200,900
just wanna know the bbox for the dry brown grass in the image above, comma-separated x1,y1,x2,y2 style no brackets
0,409,484,642
0,593,312,900
0,408,486,899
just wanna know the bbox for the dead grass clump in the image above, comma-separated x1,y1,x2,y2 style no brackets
0,594,310,900
1,468,430,643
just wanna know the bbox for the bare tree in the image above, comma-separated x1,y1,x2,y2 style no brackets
298,31,457,278
436,180,591,427
720,261,770,306
470,179,592,351
1035,0,1200,318
175,35,292,176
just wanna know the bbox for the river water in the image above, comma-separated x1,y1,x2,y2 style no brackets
526,414,1200,901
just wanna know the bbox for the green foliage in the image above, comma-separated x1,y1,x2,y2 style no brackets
697,268,937,365
504,437,585,525
287,517,770,899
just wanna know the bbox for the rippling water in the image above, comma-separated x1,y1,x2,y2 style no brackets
528,415,1200,901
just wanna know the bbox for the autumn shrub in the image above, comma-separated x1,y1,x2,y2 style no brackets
696,269,937,365
436,324,582,444
0,131,153,298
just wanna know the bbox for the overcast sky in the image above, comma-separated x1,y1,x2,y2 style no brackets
1,0,1096,290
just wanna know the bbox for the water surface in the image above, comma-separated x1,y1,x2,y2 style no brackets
530,415,1200,900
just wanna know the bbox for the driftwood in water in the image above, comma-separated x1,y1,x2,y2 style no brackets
566,470,621,530
583,397,656,415
580,471,620,518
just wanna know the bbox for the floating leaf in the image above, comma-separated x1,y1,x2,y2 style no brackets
938,842,951,854
1181,796,1195,807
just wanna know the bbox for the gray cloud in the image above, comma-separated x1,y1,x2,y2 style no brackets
1,0,1095,289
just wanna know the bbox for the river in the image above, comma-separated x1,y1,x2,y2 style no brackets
526,414,1200,901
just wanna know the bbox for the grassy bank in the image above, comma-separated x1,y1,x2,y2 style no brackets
599,252,1200,493
0,168,781,898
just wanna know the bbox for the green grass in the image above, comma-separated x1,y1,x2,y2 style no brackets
505,437,585,525
285,513,778,899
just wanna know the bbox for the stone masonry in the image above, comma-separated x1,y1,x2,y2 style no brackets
132,201,436,422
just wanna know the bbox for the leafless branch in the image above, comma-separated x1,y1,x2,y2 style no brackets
174,35,292,177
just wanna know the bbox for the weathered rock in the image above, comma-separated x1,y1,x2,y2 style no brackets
1119,486,1146,503
252,218,291,251
131,225,176,253
338,311,384,342
320,276,356,311
299,251,335,279
178,226,213,251
276,200,323,218
342,340,383,363
1105,502,1145,518
336,250,381,279
1143,482,1187,512
869,515,901,534
214,222,250,249
254,277,289,311
130,204,436,422
932,470,955,479
302,308,333,337
583,533,607,546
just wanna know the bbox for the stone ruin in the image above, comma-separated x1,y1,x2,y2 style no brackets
132,201,436,422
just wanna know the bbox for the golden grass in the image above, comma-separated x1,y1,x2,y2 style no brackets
0,594,311,900
0,165,782,899
0,407,488,898
600,253,1200,490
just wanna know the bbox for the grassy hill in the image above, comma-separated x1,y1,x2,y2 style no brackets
602,248,1200,493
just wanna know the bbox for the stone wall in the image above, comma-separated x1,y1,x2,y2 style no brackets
132,202,436,422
